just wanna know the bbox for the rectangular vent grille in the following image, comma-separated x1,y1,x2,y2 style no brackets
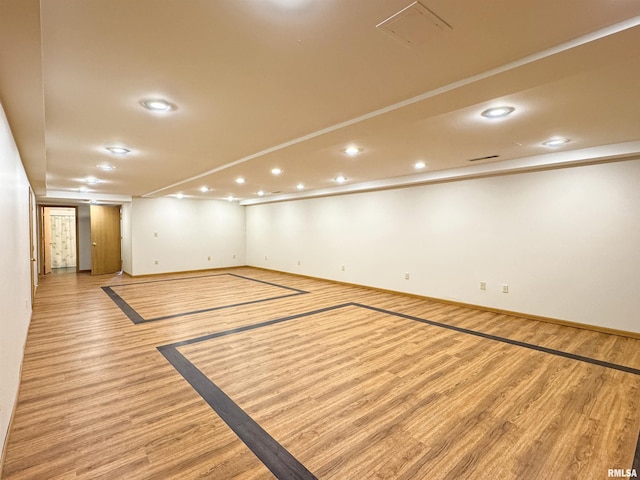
468,155,499,162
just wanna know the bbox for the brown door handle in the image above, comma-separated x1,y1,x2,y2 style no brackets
92,242,97,246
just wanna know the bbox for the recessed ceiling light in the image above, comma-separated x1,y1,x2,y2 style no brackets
79,186,89,193
335,175,347,184
200,186,210,192
343,145,362,157
227,195,235,202
414,161,426,170
235,177,246,184
257,190,265,196
176,193,184,199
271,168,283,175
267,0,314,9
296,183,305,190
542,137,571,147
106,146,130,155
140,98,175,112
85,177,100,184
481,106,515,119
97,164,116,171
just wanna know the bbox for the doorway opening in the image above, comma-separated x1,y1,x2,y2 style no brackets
41,206,79,275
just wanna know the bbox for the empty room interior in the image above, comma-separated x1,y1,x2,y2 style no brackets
1,1,640,479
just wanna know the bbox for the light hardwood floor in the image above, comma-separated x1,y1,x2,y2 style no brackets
2,268,639,479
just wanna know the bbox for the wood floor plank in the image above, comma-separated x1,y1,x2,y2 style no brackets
107,273,305,322
2,268,639,479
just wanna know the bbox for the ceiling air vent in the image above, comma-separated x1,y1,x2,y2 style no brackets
468,155,500,162
376,1,452,48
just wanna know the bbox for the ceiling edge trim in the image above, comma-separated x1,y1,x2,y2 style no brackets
238,141,640,206
41,190,133,204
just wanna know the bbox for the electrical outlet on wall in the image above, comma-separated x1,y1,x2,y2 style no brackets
480,281,487,290
502,284,509,293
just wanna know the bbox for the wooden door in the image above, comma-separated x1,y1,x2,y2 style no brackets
42,206,52,275
90,205,121,275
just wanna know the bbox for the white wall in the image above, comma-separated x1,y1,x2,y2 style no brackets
121,202,132,274
0,103,33,453
247,159,640,334
129,197,246,276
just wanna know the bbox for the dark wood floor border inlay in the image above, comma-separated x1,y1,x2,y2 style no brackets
101,273,309,324
158,345,318,480
357,304,640,376
158,302,640,478
634,427,640,473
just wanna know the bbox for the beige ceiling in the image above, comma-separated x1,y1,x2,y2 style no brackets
1,0,640,205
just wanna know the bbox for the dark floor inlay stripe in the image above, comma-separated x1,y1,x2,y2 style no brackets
168,303,351,349
226,273,308,294
158,345,317,480
101,273,309,324
158,302,640,477
355,303,640,376
146,292,306,323
634,426,640,473
101,285,144,324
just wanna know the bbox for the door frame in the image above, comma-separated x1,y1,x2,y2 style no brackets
39,204,80,275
